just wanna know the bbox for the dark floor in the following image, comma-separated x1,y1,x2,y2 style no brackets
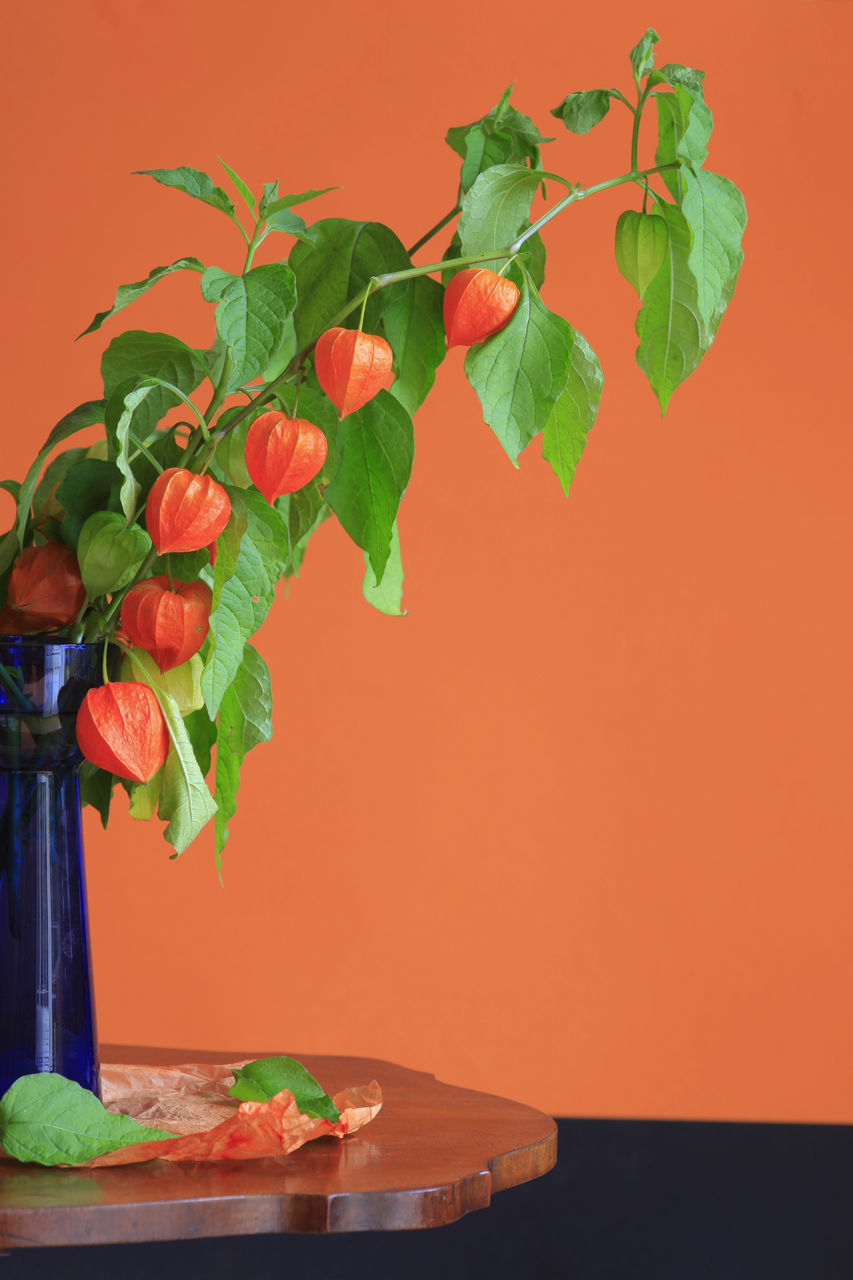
4,1118,853,1279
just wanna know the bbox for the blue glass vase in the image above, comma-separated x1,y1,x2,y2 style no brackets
0,639,106,1097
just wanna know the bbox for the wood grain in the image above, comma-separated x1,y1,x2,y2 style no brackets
0,1045,557,1247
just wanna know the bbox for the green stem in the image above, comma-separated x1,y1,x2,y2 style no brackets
630,83,652,173
127,431,164,473
407,203,462,257
510,162,677,252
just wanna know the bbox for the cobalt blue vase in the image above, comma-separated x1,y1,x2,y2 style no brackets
0,639,105,1097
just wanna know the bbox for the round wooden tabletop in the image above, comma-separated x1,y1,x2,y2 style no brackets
0,1045,557,1247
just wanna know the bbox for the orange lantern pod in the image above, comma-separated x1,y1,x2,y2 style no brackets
146,468,231,555
5,543,87,631
443,268,520,348
76,682,169,784
314,327,394,418
244,411,328,505
121,575,212,672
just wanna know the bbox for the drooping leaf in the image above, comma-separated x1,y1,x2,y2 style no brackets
228,1056,340,1122
652,64,714,201
681,168,747,337
325,391,414,581
201,263,296,391
128,768,164,821
464,270,572,464
101,332,208,439
630,27,660,81
201,490,289,717
78,259,205,338
79,760,114,829
446,86,550,193
550,89,611,134
156,700,218,855
380,273,446,414
135,166,236,218
214,643,273,868
635,201,703,413
183,705,217,777
0,1073,176,1167
542,328,604,496
104,380,163,520
362,520,405,615
457,163,542,268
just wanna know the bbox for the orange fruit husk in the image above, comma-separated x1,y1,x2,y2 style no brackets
146,468,231,555
443,268,520,348
314,327,394,418
76,682,169,783
244,411,328,505
121,575,212,673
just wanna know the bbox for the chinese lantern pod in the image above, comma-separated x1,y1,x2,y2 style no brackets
121,575,212,673
443,268,520,348
76,683,169,784
6,543,87,630
314,327,394,418
245,411,328,505
146,468,232,555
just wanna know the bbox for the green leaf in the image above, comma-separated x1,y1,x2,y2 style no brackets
104,380,163,520
0,481,20,503
77,510,151,595
10,402,106,562
214,644,272,868
630,27,660,81
325,391,414,580
652,64,714,201
56,459,121,548
681,168,747,337
614,210,669,298
263,209,309,241
550,89,611,134
120,650,204,717
228,1056,340,1122
542,328,603,497
218,157,255,215
635,201,703,413
457,163,542,267
136,166,236,219
79,761,114,829
0,1073,176,1166
201,263,296,391
32,448,87,516
362,520,405,615
183,705,217,776
446,86,550,193
101,332,208,439
464,270,572,464
260,187,337,218
78,259,205,338
201,490,289,717
128,768,164,821
380,273,446,414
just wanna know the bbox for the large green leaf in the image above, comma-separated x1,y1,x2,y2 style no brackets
214,643,273,869
201,263,296,391
652,64,714,201
56,460,122,547
457,163,542,267
362,520,405,615
550,89,611,135
681,168,747,337
201,490,289,717
101,332,208,439
380,273,446,414
325,391,414,581
464,272,572,464
156,690,218,855
78,259,205,338
0,1073,176,1167
635,202,703,413
446,86,550,193
542,329,604,497
136,166,236,218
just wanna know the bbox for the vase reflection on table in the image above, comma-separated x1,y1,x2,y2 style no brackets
0,638,106,1097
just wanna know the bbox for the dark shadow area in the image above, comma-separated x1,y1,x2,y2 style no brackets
3,1117,852,1279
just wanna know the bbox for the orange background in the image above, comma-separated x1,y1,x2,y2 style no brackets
1,0,851,1122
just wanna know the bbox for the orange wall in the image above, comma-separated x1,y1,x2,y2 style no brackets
2,0,851,1122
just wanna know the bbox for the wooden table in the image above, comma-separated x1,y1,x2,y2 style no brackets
0,1045,557,1248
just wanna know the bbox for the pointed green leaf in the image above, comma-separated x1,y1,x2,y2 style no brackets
652,64,714,201
218,157,255,215
260,187,337,217
79,761,114,829
11,402,106,557
214,643,273,868
101,332,208,438
681,168,747,336
326,391,414,581
550,89,611,134
635,202,703,413
363,520,405,615
380,273,446,414
201,263,296,391
458,163,542,267
542,328,603,497
630,28,660,80
0,1073,176,1167
446,86,550,193
78,259,205,338
464,272,572,464
136,166,236,218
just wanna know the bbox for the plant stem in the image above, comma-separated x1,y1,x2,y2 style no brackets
630,83,652,173
407,204,462,257
510,162,676,252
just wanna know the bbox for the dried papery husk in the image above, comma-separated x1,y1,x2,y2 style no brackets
443,268,520,348
121,575,211,673
4,543,86,631
314,326,394,418
76,682,169,783
146,468,231,555
244,411,328,505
